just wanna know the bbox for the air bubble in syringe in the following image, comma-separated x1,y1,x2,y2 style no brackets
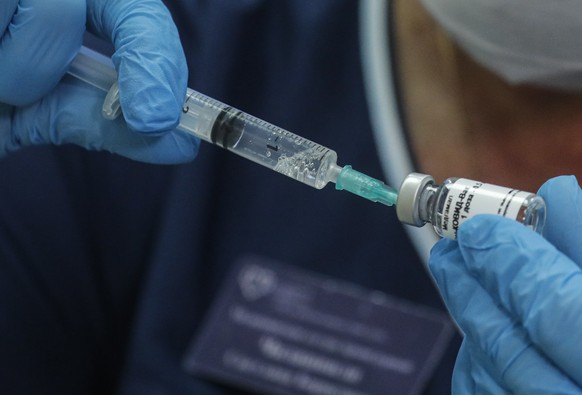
274,149,320,184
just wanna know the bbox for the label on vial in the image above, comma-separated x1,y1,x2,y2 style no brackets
440,179,530,239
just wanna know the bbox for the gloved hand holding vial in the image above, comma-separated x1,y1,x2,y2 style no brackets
428,176,582,393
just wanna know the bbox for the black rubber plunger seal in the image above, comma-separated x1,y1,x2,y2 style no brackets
210,108,244,148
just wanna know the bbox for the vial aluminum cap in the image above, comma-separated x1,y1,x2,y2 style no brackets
396,173,435,227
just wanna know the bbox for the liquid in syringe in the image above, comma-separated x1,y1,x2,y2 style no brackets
69,47,398,206
69,48,546,239
178,87,397,204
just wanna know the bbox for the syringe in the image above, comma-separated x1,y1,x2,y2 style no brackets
67,48,398,206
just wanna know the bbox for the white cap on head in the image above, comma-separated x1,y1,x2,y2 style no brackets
421,0,582,91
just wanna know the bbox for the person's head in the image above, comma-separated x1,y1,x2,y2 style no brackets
422,0,582,91
395,0,582,192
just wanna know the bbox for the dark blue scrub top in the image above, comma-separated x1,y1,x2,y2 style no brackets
0,1,459,394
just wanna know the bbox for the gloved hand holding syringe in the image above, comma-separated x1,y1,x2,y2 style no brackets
69,48,546,239
69,48,398,204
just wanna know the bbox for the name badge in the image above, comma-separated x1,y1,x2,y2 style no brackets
183,256,453,395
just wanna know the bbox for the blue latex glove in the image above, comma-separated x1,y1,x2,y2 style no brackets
0,0,199,164
429,176,582,394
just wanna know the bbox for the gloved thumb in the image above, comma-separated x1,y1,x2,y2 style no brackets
456,216,582,386
537,175,582,265
87,0,187,134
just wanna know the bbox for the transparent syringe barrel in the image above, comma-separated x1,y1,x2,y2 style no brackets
178,89,338,189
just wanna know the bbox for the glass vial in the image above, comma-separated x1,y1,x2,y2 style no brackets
396,173,546,239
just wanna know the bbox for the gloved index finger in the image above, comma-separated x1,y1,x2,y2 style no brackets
0,0,85,105
86,0,187,134
538,175,582,265
457,215,582,386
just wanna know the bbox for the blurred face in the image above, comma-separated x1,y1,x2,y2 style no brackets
394,0,582,192
420,0,582,91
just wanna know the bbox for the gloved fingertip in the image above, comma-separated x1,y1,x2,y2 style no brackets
536,175,582,258
116,57,187,134
125,112,181,135
164,132,201,163
429,238,457,262
107,11,188,134
457,215,508,247
428,238,461,286
458,214,541,252
122,90,183,134
537,175,579,198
